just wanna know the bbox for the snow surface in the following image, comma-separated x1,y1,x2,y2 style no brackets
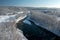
0,11,27,23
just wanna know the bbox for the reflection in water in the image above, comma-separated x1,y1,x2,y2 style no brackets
17,19,60,40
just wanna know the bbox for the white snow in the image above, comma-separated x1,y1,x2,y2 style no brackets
0,11,26,23
17,11,24,14
0,15,15,22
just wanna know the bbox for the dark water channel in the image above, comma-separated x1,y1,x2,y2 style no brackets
17,19,60,40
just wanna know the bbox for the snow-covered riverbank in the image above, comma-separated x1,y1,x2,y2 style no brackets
0,6,31,40
29,10,60,37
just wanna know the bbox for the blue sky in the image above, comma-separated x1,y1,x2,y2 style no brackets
0,0,60,8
